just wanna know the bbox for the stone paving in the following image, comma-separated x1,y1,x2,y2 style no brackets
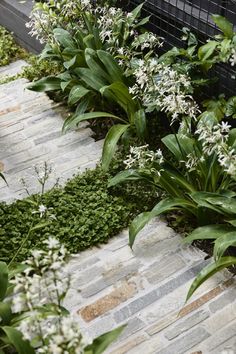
0,62,236,353
0,64,103,202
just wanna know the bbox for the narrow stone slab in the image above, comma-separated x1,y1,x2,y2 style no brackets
0,75,102,202
0,60,28,78
79,282,137,322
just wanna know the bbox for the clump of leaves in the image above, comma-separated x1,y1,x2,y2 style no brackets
21,55,63,82
0,55,63,85
0,26,27,66
0,165,155,263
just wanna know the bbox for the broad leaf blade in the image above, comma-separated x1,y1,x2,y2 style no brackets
53,28,76,48
97,50,123,83
0,302,12,325
27,77,61,92
0,262,8,301
85,325,125,354
213,231,236,260
102,124,130,171
74,68,107,91
68,85,90,106
63,112,121,132
186,257,236,301
129,198,194,248
162,134,195,161
183,224,233,244
108,169,144,188
212,15,234,38
2,327,35,354
134,109,147,139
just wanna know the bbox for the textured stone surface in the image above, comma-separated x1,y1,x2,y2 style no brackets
1,62,236,353
79,282,137,322
0,76,102,202
0,60,28,78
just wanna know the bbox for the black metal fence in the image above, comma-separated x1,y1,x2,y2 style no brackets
124,0,236,96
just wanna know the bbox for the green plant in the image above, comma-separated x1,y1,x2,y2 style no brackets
26,1,164,169
0,55,63,85
182,194,236,299
28,42,146,170
0,162,153,264
0,239,124,353
0,26,27,67
0,261,34,353
157,15,236,96
109,112,236,244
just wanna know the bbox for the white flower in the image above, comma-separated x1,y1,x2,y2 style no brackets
196,120,236,176
229,49,236,66
129,59,199,120
124,145,164,169
44,237,60,249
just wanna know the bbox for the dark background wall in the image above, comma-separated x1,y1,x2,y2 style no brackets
0,0,235,94
124,0,236,96
0,0,43,53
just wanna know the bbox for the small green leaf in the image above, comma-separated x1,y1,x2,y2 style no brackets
102,124,130,171
226,96,236,118
31,221,51,232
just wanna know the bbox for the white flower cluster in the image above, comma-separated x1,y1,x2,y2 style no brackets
10,238,89,353
129,58,199,123
229,48,236,67
27,0,162,61
132,32,162,51
184,153,205,172
26,0,91,44
11,237,69,313
26,9,58,44
124,144,164,169
96,6,124,44
36,315,87,354
196,121,236,175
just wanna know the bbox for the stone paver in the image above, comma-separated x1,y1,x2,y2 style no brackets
63,221,236,353
0,59,28,78
0,71,103,202
1,61,236,353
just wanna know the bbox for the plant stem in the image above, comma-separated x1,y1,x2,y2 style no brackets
8,223,34,267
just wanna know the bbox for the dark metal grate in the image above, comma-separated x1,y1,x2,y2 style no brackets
123,0,236,96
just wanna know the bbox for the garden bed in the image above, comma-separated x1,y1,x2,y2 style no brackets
0,1,236,353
